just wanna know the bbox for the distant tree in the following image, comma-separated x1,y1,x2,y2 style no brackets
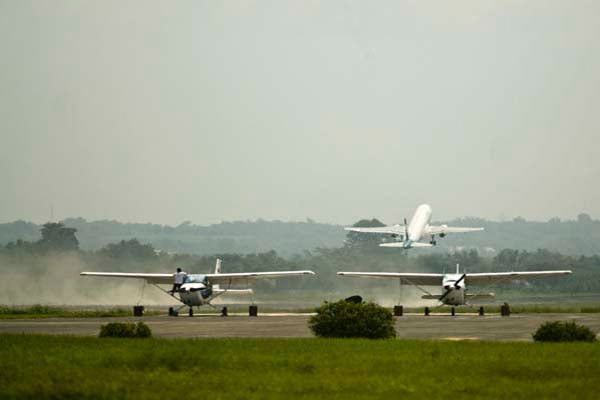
493,249,520,271
175,221,193,233
450,249,481,271
3,239,35,253
345,218,386,248
99,239,156,260
577,213,592,223
37,222,79,252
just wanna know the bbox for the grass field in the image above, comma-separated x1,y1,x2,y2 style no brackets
0,335,598,399
0,305,162,319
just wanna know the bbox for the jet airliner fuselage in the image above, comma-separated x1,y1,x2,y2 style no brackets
345,203,484,249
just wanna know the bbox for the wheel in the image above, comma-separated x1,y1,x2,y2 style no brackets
188,308,193,317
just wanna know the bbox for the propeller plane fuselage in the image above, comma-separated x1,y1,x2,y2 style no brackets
81,259,315,314
338,267,572,306
439,273,466,306
176,274,214,306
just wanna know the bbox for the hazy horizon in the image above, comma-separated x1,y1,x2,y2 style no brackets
1,209,596,227
2,1,599,226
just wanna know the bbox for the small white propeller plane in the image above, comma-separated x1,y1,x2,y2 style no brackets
345,204,484,249
81,259,315,316
338,264,572,307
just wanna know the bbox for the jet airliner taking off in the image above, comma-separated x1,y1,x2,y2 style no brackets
338,265,572,306
345,204,484,249
81,259,315,316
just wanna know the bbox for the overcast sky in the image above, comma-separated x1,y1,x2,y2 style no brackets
1,1,599,225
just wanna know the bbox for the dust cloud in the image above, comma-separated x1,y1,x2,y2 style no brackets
354,285,438,308
0,253,177,306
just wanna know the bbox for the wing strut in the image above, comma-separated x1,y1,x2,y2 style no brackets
152,284,181,302
401,277,433,296
136,280,147,306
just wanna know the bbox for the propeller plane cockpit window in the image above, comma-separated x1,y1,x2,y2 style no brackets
184,274,207,284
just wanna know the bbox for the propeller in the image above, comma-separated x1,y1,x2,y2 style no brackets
438,287,452,303
404,218,408,241
455,273,466,287
438,273,467,303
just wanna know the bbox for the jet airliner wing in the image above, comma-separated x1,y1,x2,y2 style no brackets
80,272,173,284
205,270,315,285
426,225,484,235
379,242,433,248
344,225,405,235
337,272,442,286
466,270,572,284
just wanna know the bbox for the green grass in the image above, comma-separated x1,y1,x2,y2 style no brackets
0,335,598,399
0,305,162,319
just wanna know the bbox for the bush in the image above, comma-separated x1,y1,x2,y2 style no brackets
134,321,152,338
533,321,596,342
309,300,396,339
99,322,152,338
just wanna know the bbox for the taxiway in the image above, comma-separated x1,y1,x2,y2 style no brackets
1,313,599,340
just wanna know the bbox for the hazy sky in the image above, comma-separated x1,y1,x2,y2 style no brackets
1,1,599,225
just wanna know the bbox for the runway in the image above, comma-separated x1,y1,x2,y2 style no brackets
1,313,599,340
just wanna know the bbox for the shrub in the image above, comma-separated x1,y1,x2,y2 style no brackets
533,321,596,342
99,322,152,338
134,322,152,338
309,300,396,339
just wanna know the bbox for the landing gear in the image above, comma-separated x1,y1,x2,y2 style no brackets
500,302,511,317
249,305,258,317
430,235,437,246
188,307,194,317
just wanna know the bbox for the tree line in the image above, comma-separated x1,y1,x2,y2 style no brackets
2,213,600,256
1,222,599,295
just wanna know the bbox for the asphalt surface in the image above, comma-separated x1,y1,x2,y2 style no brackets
2,313,600,340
